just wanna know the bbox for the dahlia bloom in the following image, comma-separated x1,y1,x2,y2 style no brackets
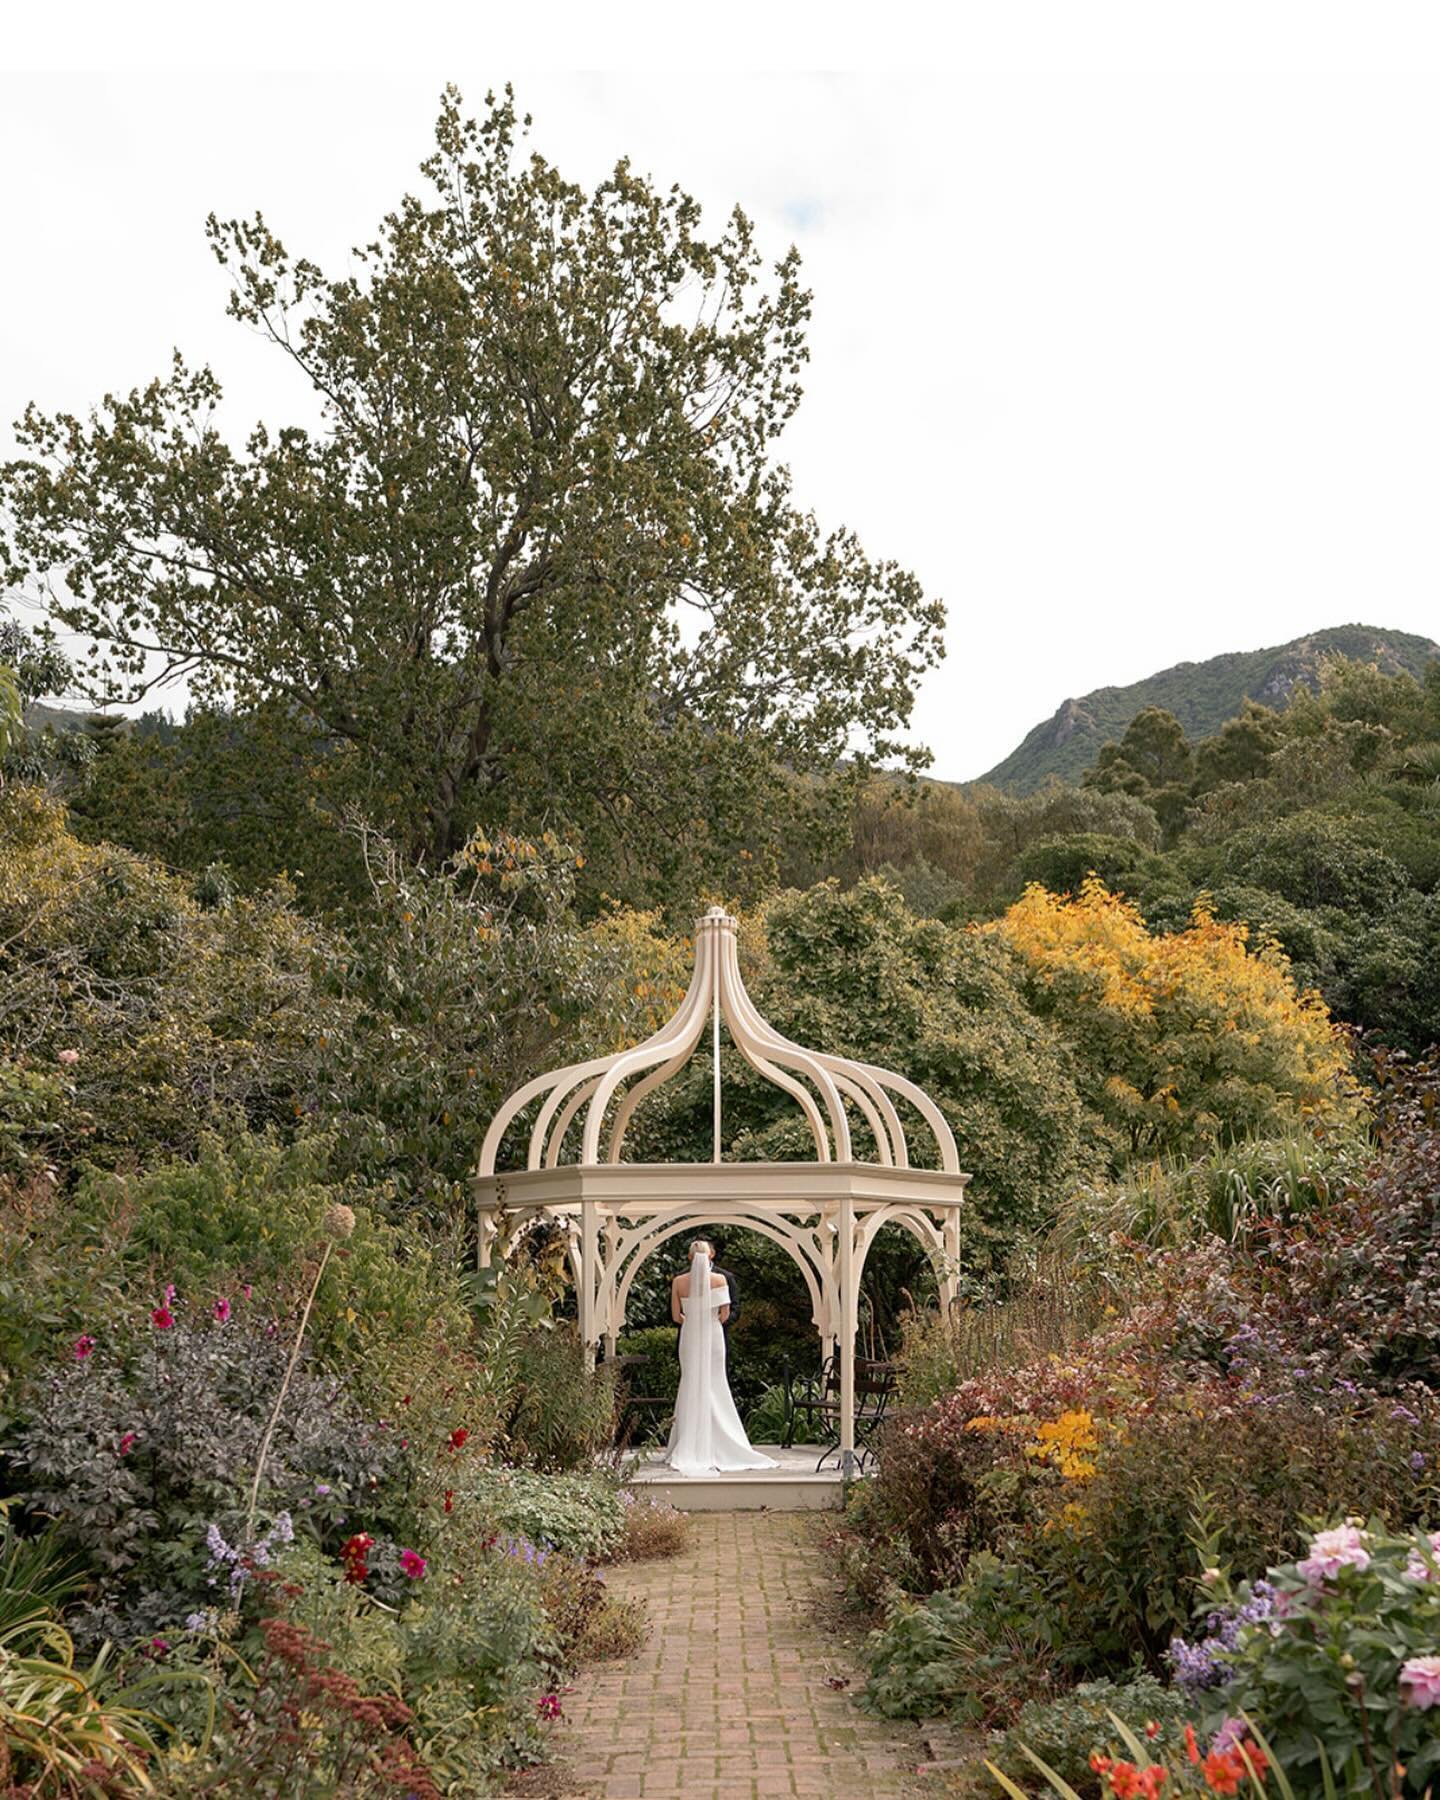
1296,1524,1370,1584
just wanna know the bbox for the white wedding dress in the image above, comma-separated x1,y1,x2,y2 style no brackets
665,1250,777,1475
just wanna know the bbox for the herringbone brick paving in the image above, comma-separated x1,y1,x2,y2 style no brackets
548,1512,942,1799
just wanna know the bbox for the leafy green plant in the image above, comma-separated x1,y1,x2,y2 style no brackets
82,1131,468,1364
861,1555,1061,1723
1192,1523,1440,1795
992,1675,1190,1794
453,1467,626,1562
1,1615,190,1796
504,1326,618,1472
743,1382,825,1446
0,1509,86,1641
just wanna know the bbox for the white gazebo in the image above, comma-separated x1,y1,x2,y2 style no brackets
476,907,970,1473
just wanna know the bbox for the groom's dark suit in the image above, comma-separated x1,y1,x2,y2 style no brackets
715,1265,740,1340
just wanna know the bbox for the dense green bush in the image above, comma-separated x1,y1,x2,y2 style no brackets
453,1466,626,1561
994,1674,1190,1796
78,1131,469,1364
1033,1392,1438,1670
861,1555,1060,1723
503,1326,618,1472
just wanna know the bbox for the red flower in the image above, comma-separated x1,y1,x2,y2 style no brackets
1185,1724,1202,1765
74,1335,96,1361
151,1307,174,1330
448,1427,469,1452
537,1693,562,1720
340,1532,375,1585
118,1431,137,1455
443,1489,454,1514
1145,1721,1162,1740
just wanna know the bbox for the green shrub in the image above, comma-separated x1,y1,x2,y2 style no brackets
504,1326,617,1472
861,1555,1061,1724
398,1547,555,1779
994,1675,1190,1795
743,1383,825,1446
616,1328,681,1406
1060,1125,1370,1251
79,1131,468,1363
1034,1393,1439,1671
455,1467,626,1561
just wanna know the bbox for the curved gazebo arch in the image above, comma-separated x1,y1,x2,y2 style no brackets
475,908,971,1472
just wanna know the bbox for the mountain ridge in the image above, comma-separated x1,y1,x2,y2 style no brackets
974,623,1440,793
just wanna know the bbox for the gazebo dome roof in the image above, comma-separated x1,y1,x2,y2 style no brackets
479,906,959,1176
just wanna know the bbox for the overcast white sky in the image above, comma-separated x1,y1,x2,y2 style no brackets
4,6,1439,781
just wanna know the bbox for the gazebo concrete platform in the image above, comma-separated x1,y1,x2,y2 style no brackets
625,1444,845,1511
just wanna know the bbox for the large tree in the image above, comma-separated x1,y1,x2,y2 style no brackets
1,88,943,904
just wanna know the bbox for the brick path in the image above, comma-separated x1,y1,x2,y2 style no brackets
549,1512,941,1799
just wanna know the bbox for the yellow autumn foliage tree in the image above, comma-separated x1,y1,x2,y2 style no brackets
987,877,1359,1159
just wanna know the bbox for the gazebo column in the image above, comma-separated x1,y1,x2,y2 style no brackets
579,1196,599,1369
838,1192,856,1478
940,1205,963,1313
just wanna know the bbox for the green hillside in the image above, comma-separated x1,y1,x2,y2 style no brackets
977,623,1440,793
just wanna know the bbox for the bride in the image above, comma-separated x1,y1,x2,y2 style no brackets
665,1240,777,1475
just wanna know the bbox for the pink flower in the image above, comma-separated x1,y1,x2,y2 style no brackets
151,1306,174,1331
213,1297,231,1323
399,1549,427,1580
1404,1532,1440,1582
118,1432,137,1455
1399,1656,1440,1710
73,1335,96,1361
56,1048,80,1066
1296,1525,1370,1585
241,1284,252,1299
164,1283,177,1304
148,1636,170,1658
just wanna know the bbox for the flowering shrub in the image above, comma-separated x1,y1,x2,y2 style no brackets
1188,1522,1440,1794
12,1305,400,1643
